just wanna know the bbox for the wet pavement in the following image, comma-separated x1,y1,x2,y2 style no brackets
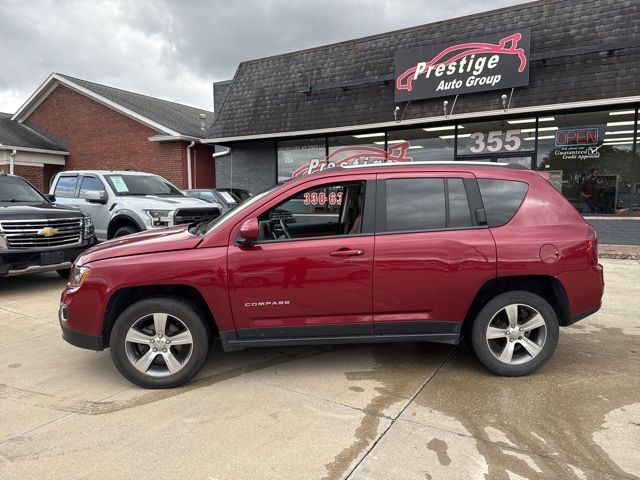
0,258,638,480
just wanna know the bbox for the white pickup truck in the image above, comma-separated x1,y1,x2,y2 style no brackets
49,170,221,241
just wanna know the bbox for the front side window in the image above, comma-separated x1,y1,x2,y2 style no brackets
478,179,528,227
54,175,79,198
385,178,446,232
258,182,365,241
104,174,183,196
79,176,105,198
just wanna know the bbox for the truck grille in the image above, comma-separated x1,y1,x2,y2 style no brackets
174,208,220,225
0,218,83,249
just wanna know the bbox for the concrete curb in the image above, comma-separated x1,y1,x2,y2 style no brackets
599,245,640,260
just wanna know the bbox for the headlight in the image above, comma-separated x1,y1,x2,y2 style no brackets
144,209,171,227
69,265,91,287
83,216,94,238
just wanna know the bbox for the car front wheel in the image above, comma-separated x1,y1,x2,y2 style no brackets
110,298,210,388
470,290,559,376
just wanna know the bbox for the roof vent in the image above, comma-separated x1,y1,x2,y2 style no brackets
199,113,207,132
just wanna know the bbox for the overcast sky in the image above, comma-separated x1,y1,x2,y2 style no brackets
0,0,528,113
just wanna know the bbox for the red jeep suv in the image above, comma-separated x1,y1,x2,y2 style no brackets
59,162,604,388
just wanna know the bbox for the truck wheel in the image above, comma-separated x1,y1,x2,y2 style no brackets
110,298,210,388
57,269,71,279
113,225,138,238
470,290,559,377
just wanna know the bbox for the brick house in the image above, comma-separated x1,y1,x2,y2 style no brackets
4,73,216,191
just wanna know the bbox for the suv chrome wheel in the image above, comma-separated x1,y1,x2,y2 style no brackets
124,312,194,377
485,303,547,365
110,297,209,388
471,291,559,377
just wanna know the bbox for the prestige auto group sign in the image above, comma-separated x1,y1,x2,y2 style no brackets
395,30,531,102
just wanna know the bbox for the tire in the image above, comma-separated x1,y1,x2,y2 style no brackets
56,269,71,279
470,290,559,377
110,298,210,388
113,225,138,238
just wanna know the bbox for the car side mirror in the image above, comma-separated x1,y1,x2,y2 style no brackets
237,218,259,246
45,194,56,203
85,190,108,204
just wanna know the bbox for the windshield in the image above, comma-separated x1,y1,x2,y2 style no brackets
0,176,48,202
202,183,282,234
104,174,184,196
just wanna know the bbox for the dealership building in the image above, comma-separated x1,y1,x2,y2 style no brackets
207,0,640,244
1,73,216,191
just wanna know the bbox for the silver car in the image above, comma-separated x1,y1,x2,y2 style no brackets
49,170,222,241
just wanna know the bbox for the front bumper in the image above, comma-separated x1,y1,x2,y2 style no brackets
0,238,96,277
60,317,103,350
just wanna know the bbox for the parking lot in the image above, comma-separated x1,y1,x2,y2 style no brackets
0,258,638,480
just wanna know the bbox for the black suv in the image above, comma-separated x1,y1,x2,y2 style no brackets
0,173,96,278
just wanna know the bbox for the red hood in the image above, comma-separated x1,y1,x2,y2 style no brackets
78,225,202,264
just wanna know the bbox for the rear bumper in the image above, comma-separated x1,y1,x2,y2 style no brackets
556,264,604,325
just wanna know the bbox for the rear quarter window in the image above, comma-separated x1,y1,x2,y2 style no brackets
478,179,528,227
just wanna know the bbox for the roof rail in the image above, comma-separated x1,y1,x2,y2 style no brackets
341,161,529,170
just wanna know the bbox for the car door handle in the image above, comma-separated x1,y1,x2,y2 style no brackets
330,248,364,257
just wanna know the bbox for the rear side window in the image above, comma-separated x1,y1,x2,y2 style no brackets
478,179,528,227
385,178,446,231
54,176,79,198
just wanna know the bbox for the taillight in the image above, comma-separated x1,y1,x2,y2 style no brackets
586,227,598,266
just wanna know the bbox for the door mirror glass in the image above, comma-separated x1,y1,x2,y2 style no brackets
44,193,56,203
238,218,259,245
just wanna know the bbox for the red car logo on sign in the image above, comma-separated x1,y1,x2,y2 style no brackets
396,32,528,92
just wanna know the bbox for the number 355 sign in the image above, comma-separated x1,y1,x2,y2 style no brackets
467,130,523,154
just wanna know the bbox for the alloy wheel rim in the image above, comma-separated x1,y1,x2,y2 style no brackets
485,303,547,365
124,312,194,377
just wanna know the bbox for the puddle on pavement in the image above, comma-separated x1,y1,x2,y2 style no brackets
408,327,640,480
322,343,453,480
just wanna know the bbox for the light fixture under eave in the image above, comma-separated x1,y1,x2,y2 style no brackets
521,126,558,133
603,137,634,142
422,125,458,132
603,141,634,145
374,140,406,145
353,132,385,138
606,121,635,127
407,145,424,149
608,110,636,116
605,130,635,135
507,118,536,124
524,135,555,141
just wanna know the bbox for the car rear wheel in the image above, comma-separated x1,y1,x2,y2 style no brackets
470,290,559,376
110,298,209,388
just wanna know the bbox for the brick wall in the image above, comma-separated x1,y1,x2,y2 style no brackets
14,165,45,192
25,85,189,188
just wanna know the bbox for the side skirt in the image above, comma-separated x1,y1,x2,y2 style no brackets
220,331,461,352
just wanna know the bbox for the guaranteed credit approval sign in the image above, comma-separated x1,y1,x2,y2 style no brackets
395,29,530,102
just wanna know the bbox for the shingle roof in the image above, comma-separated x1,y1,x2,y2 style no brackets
209,0,640,140
56,74,214,138
0,112,66,152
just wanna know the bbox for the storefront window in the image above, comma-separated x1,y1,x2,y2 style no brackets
387,126,454,162
536,109,635,214
456,119,536,167
277,138,326,182
327,133,392,168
